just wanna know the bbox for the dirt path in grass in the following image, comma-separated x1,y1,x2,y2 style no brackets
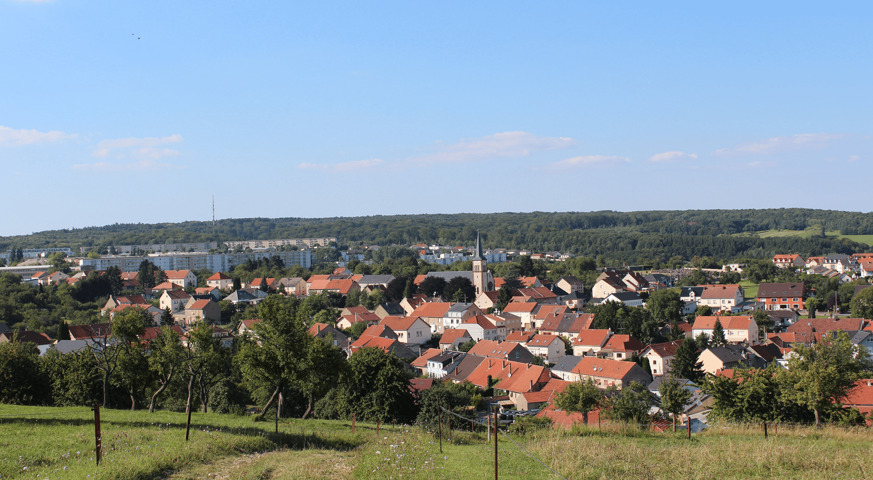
165,448,357,480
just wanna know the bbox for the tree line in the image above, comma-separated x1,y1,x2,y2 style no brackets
3,209,872,266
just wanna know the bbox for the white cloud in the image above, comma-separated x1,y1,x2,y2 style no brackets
549,155,629,168
713,133,843,157
410,131,575,165
648,150,698,162
93,134,182,159
0,125,77,146
298,158,384,172
848,155,860,163
71,159,179,172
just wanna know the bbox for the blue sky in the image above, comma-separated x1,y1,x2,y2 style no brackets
1,1,871,236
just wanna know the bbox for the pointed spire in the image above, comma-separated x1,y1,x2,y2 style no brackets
473,230,483,260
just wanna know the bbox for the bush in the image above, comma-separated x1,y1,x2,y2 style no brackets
508,415,552,435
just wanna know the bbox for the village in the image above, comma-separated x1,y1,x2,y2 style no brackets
4,235,873,433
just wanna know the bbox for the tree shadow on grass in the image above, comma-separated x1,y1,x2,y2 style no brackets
0,417,364,452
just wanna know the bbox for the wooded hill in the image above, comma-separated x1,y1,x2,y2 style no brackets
3,209,872,265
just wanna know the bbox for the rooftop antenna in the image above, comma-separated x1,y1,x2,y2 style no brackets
212,195,215,227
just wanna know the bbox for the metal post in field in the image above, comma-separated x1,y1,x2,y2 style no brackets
92,405,102,466
352,413,355,434
493,405,498,480
438,397,443,453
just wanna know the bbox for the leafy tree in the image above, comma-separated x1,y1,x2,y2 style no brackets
345,321,369,340
147,326,184,412
419,276,447,299
603,381,655,425
342,347,417,423
42,349,100,406
752,309,773,334
711,319,727,347
0,339,50,404
184,322,226,414
56,320,70,341
232,277,242,291
696,305,713,317
659,376,692,432
458,339,476,352
672,339,703,383
782,331,873,426
161,307,175,326
495,285,513,311
237,295,308,420
416,381,479,427
298,336,346,419
106,266,123,295
137,260,164,289
646,289,683,325
805,296,821,319
444,277,475,303
555,378,602,425
850,287,873,320
111,307,148,409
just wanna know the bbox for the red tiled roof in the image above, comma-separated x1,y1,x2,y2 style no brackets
572,329,611,347
568,314,596,332
440,328,472,345
502,302,538,314
410,302,453,318
699,284,741,300
468,340,523,359
189,299,212,310
571,357,638,380
207,272,231,280
528,334,560,347
602,334,645,353
380,316,424,332
463,315,497,330
164,270,191,279
411,348,443,368
692,316,753,331
505,331,535,343
163,290,191,300
361,325,397,339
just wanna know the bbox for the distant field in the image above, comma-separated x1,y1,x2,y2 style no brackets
831,233,873,246
3,405,873,479
740,281,759,300
732,228,873,247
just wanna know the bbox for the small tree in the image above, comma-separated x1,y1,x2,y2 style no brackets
711,319,727,347
161,307,175,326
672,339,703,383
603,381,655,426
850,287,873,320
782,331,873,427
147,326,184,412
659,376,692,432
555,378,602,425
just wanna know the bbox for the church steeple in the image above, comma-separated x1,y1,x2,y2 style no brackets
472,231,488,296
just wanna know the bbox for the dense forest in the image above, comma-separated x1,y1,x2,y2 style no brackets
2,209,872,265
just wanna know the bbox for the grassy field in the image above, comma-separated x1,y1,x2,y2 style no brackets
732,227,873,247
3,405,873,479
740,280,759,300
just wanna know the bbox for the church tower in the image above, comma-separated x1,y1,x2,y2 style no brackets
471,231,488,296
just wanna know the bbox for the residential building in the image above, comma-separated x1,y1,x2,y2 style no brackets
571,357,651,390
757,283,804,311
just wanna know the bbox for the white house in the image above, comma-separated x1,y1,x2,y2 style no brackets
525,334,566,363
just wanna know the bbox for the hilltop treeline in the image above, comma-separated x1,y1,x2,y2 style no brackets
2,209,872,265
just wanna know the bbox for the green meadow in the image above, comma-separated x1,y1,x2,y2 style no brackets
2,405,873,479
